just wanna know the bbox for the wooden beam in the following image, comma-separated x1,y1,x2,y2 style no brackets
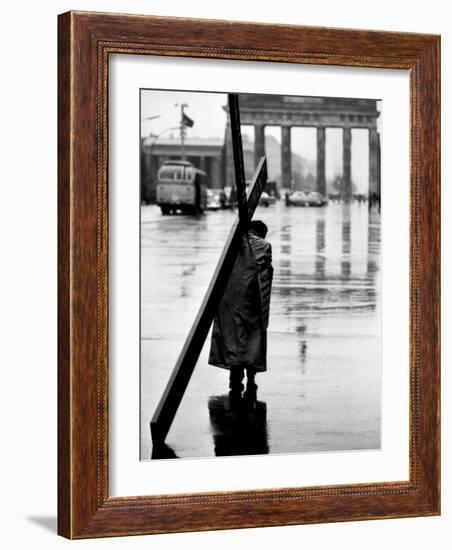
228,94,248,231
151,156,267,445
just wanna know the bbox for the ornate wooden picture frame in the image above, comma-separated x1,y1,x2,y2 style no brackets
58,11,440,539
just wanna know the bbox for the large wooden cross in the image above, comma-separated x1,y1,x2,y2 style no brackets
151,94,268,445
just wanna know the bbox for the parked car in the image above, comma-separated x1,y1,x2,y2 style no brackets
265,180,280,200
306,191,328,206
206,189,221,210
221,186,235,209
287,190,327,207
259,191,276,207
287,191,309,206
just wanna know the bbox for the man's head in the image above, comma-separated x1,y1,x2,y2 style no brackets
249,220,268,239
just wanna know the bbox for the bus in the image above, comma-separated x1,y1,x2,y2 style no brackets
156,160,208,215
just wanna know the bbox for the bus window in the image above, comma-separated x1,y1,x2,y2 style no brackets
158,167,175,180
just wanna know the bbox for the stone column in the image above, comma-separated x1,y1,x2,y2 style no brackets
199,156,207,172
210,156,222,189
368,128,380,197
317,126,326,196
342,127,352,201
144,152,159,203
254,124,266,167
142,148,151,178
151,154,159,180
281,126,292,190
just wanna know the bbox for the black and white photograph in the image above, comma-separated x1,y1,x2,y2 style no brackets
2,0,445,546
140,89,382,461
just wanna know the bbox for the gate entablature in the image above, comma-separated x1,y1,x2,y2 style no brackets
224,94,380,198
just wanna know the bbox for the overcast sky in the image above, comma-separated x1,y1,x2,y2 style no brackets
141,89,382,192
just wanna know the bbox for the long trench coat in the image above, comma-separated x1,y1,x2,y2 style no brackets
208,231,273,372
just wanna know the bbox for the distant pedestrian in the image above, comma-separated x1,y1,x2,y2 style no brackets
219,188,227,209
209,220,273,407
285,191,291,206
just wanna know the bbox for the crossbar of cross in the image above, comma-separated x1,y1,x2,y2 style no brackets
150,94,268,445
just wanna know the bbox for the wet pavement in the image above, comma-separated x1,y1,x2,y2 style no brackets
141,201,381,460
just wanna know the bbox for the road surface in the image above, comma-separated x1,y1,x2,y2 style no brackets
140,201,381,460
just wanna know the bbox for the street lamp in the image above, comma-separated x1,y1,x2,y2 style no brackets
175,103,189,160
140,114,161,122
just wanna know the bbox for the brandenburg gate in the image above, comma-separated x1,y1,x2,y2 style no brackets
224,95,381,199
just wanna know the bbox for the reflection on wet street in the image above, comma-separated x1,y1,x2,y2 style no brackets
208,395,269,457
141,202,381,460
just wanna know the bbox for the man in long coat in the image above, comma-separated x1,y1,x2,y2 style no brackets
209,220,273,405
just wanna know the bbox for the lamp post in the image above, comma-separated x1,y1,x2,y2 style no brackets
141,114,161,123
175,103,189,160
140,114,161,137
